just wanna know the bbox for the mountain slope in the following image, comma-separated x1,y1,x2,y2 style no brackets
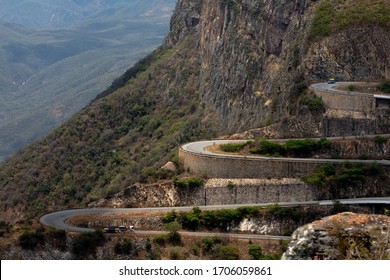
0,0,176,161
0,0,389,222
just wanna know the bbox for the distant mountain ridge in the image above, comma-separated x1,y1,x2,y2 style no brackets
0,0,174,29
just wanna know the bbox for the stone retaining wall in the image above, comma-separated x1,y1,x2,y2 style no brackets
313,88,375,115
203,179,318,204
172,179,319,206
179,148,327,179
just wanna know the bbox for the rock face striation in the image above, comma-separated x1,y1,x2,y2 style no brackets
168,0,390,133
282,212,390,260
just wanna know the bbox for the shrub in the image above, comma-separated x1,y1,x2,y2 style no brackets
309,0,335,40
265,204,300,222
285,139,319,157
248,245,263,260
174,178,203,188
250,139,286,156
0,220,11,236
300,96,325,111
378,80,390,93
220,141,251,153
169,247,188,260
163,221,182,246
162,210,178,224
214,245,240,260
319,137,332,148
71,229,106,259
201,236,222,254
153,235,166,246
248,244,281,260
251,138,331,157
309,0,390,41
348,84,357,91
304,162,384,196
180,207,201,230
115,238,134,255
19,230,45,250
47,227,67,250
330,200,350,215
236,206,260,218
187,178,203,188
174,179,188,188
374,135,387,144
227,180,235,189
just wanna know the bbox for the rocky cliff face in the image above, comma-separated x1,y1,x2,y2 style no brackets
182,0,314,132
282,212,390,260
305,26,390,81
169,0,390,133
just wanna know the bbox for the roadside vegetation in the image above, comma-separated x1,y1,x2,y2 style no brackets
309,0,390,41
71,230,106,259
174,178,204,188
160,205,321,234
378,80,390,93
219,137,331,158
220,141,252,153
162,206,260,231
0,36,215,219
303,162,388,198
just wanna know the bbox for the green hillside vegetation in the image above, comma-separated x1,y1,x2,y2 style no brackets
220,138,331,158
303,162,388,198
310,0,390,40
0,35,214,219
0,1,175,161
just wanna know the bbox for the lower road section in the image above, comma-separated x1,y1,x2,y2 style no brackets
40,198,390,239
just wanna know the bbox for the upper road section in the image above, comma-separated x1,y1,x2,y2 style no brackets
311,82,390,117
180,139,390,179
180,82,390,179
311,82,390,100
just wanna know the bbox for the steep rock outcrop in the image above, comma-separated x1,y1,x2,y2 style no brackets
305,26,390,81
198,0,312,132
283,212,390,260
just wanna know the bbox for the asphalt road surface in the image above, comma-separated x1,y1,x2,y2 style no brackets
40,82,390,240
40,198,390,237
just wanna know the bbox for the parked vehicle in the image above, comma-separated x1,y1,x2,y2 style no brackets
327,77,336,84
104,226,120,233
103,225,134,233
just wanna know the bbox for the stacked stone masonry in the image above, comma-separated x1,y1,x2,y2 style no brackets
175,179,318,206
313,86,390,136
179,148,326,179
313,88,375,115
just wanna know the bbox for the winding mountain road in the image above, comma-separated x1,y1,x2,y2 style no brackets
311,82,390,100
40,82,390,239
181,137,390,165
40,198,390,236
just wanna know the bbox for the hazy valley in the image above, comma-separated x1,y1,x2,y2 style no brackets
0,0,176,161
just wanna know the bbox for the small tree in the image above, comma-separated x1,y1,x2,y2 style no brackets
249,245,263,260
214,245,240,260
71,229,106,259
164,221,182,246
19,230,45,250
